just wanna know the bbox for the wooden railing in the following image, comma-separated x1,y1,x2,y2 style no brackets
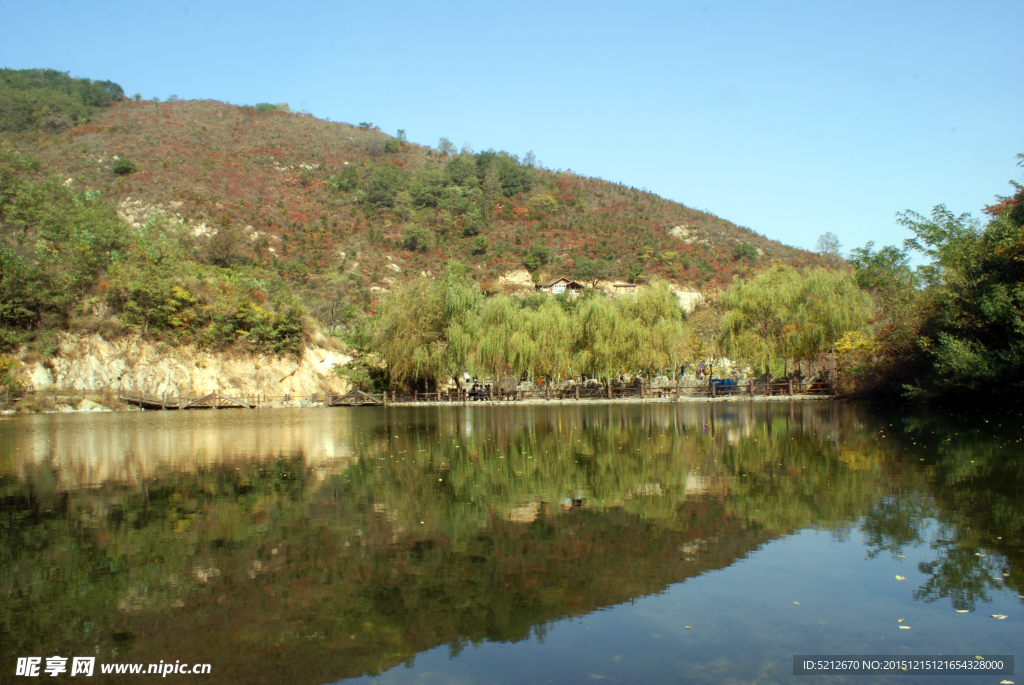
2,378,833,410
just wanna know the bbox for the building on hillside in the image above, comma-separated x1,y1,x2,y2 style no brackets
612,283,639,295
535,277,586,295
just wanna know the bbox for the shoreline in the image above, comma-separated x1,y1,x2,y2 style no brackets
1,393,834,416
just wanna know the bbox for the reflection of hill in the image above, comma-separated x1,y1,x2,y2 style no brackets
0,402,905,684
0,408,362,488
118,501,776,684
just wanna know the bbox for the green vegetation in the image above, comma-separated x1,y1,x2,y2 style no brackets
111,157,136,175
2,68,1019,407
0,68,124,132
719,264,870,378
844,153,1024,403
0,155,305,354
371,264,688,390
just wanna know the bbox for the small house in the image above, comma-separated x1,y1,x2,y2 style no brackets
613,283,639,294
535,277,585,295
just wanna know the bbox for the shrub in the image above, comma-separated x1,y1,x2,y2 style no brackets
403,226,435,252
329,166,359,192
366,163,408,207
0,356,27,398
384,139,401,153
112,158,136,175
733,242,759,264
461,210,485,237
524,244,553,272
470,236,488,255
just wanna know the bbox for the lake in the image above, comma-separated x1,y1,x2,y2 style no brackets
1,402,1021,684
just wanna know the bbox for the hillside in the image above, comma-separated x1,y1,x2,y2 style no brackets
1,71,824,365
6,97,819,279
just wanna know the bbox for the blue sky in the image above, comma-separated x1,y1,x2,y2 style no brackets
2,0,1022,257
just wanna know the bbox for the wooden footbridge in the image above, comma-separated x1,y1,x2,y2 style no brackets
119,390,255,410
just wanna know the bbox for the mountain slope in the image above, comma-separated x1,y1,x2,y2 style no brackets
7,98,820,292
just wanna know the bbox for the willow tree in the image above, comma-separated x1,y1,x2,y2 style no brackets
615,281,685,382
792,268,872,373
718,264,805,378
573,295,624,383
437,261,483,387
473,295,521,379
521,298,575,391
371,262,482,389
372,279,445,389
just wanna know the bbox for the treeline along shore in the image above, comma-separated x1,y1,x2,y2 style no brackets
1,70,1022,409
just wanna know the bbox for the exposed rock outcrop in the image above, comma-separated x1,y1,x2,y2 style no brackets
20,333,352,397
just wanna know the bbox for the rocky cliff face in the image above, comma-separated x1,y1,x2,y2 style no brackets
20,333,353,398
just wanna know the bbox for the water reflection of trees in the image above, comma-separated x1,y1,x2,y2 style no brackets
858,409,1024,610
1,403,1022,683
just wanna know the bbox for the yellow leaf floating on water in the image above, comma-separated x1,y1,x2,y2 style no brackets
685,626,692,629
899,626,911,630
793,602,800,605
955,609,969,613
895,575,906,581
898,619,904,623
998,680,1013,684
991,614,1009,619
897,555,906,558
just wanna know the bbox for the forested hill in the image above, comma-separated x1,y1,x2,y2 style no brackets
0,69,822,359
2,72,818,290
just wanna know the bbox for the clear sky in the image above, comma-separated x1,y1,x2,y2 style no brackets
2,0,1022,257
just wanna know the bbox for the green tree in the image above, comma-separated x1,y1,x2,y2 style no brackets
573,295,623,383
792,268,872,365
473,296,522,379
402,226,435,252
718,264,805,378
573,257,612,288
371,262,482,389
524,245,553,272
616,281,686,382
520,299,574,387
366,163,408,208
894,158,1024,397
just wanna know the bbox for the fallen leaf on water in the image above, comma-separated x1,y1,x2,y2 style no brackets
998,680,1013,684
898,619,904,623
897,555,906,558
976,552,987,557
955,609,969,613
685,626,692,629
895,575,906,581
990,614,1008,619
793,602,800,605
1018,595,1024,599
899,626,911,630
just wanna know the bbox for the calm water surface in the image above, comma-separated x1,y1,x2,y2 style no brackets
1,403,1021,684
